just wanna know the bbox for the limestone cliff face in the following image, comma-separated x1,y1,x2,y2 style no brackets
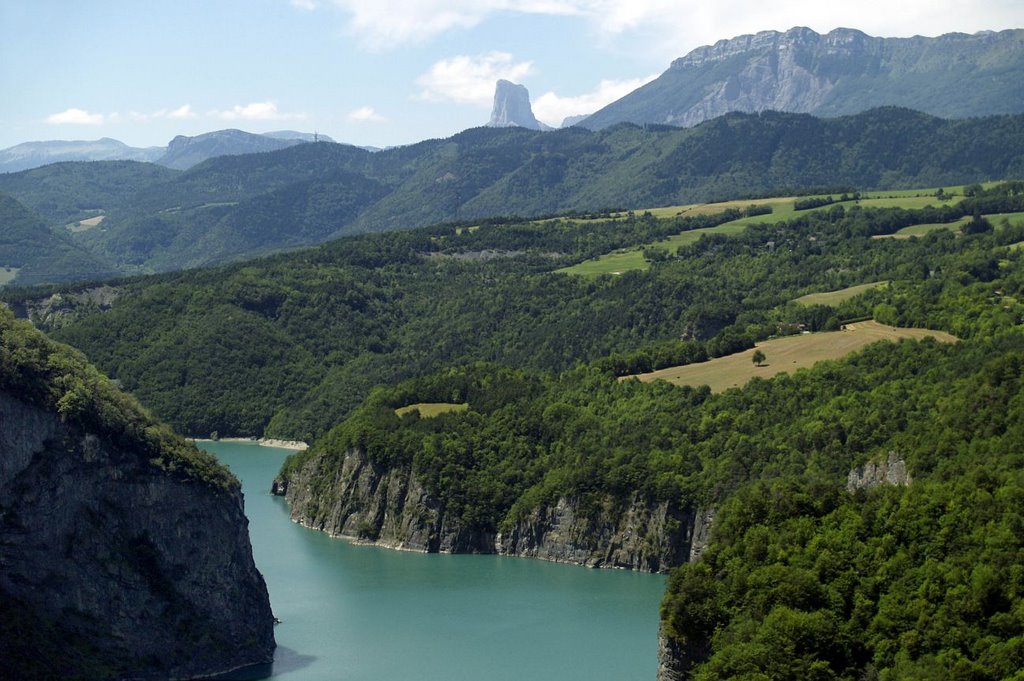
0,388,275,679
277,447,706,573
582,27,1024,130
487,80,552,131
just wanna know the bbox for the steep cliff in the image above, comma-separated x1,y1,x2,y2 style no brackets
276,446,705,572
0,308,274,679
487,80,552,131
583,27,1024,130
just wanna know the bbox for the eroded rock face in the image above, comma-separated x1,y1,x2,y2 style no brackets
278,447,706,573
583,27,1024,130
0,390,275,679
487,80,551,131
847,451,912,492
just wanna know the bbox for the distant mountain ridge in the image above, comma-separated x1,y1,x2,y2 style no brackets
0,138,165,173
1,106,1022,286
582,27,1024,129
0,129,337,173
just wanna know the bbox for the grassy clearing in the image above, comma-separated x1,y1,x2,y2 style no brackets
794,281,889,306
992,212,1024,229
874,212,1024,240
557,220,754,277
855,196,962,210
628,320,957,393
0,267,20,287
394,402,469,418
874,216,971,239
66,215,106,233
558,185,1006,277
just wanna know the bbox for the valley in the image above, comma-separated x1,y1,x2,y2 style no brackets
3,14,1024,679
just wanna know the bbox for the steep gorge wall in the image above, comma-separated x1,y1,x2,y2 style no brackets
276,447,709,573
0,390,275,679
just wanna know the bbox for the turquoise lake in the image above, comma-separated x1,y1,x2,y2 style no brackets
201,441,666,681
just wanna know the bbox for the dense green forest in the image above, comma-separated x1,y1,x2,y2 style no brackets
8,178,1024,679
661,340,1024,680
0,307,231,488
1,108,1022,281
11,183,1020,442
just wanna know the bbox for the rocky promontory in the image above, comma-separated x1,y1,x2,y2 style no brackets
274,446,710,573
0,309,275,679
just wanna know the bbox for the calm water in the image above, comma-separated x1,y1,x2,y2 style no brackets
201,441,666,681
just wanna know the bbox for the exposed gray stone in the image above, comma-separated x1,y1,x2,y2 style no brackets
279,447,707,573
847,451,912,492
0,389,275,679
487,80,552,131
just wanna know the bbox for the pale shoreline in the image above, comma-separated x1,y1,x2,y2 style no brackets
189,436,309,451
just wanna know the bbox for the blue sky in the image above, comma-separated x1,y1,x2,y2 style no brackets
2,0,1022,150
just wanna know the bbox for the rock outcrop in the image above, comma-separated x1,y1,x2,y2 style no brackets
276,446,707,573
487,80,552,131
847,451,912,492
0,311,275,679
582,27,1024,130
9,284,120,331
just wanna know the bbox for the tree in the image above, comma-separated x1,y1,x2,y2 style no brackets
752,349,766,367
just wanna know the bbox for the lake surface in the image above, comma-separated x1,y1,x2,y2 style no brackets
201,441,666,681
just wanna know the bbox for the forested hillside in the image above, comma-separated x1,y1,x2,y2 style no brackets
0,194,121,286
1,108,1022,282
10,183,1022,443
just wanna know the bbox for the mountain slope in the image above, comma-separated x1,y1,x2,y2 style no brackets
1,108,1022,282
156,129,309,170
0,193,121,286
582,27,1024,130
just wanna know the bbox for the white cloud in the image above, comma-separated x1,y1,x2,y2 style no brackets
46,108,104,125
416,52,534,106
291,0,318,9
532,74,658,126
322,0,1023,60
166,104,198,120
327,0,586,50
213,101,306,121
348,105,385,122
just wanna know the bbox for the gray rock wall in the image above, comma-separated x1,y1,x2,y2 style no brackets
278,446,707,573
0,390,275,679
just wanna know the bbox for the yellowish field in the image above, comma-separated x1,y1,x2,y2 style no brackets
794,281,889,306
66,214,106,233
0,267,20,286
628,320,957,392
394,402,469,418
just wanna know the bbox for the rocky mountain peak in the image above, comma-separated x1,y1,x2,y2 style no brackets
487,80,551,131
583,27,1024,131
